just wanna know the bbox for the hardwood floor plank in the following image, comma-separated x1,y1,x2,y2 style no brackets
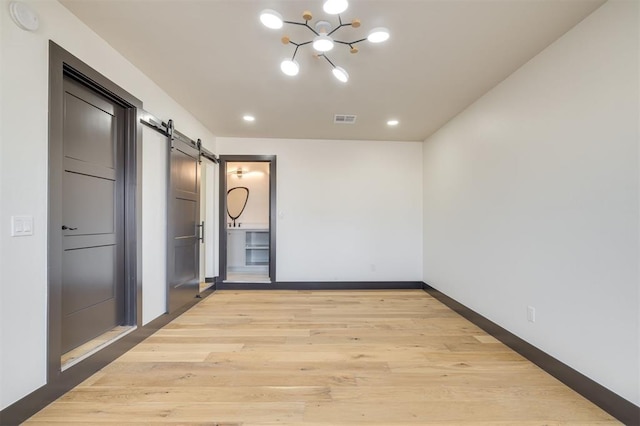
58,386,332,403
28,402,305,423
25,290,620,425
154,328,311,337
125,343,245,352
90,370,358,388
328,384,585,402
302,400,615,423
141,336,287,345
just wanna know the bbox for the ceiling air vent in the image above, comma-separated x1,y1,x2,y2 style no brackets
334,114,357,124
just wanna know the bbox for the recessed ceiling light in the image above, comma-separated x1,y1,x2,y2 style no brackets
387,119,399,126
243,115,255,122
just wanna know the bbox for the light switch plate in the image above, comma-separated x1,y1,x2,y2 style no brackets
527,306,536,323
11,216,33,237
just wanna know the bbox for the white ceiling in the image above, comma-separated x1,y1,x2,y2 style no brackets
59,0,605,142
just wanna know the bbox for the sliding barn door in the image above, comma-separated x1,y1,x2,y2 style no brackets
167,135,200,312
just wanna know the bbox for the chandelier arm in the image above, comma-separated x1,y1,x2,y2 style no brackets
327,23,351,37
283,20,320,36
335,38,367,46
320,54,337,69
289,40,313,47
287,40,312,60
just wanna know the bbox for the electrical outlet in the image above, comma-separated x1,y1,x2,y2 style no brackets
527,306,536,323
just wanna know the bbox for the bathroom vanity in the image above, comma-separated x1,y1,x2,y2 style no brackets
227,227,269,273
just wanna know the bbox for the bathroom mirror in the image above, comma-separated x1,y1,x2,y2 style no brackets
227,186,249,227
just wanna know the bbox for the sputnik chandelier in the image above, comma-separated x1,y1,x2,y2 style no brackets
260,0,389,83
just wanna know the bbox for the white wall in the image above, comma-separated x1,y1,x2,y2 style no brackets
141,126,168,325
217,138,423,282
422,0,638,405
0,0,216,409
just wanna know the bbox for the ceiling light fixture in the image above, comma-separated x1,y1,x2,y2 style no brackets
280,59,300,76
387,119,399,126
243,115,256,122
368,27,390,43
260,3,389,83
323,0,349,15
313,34,334,52
260,9,284,29
228,168,249,178
332,66,349,83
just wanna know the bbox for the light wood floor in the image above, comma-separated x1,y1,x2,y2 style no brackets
27,290,619,425
61,326,135,370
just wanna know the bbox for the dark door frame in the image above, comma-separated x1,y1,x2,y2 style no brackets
218,155,277,282
48,42,142,383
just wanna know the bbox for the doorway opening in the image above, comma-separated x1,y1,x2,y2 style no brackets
219,156,276,283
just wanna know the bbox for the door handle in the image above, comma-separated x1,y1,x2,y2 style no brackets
61,225,78,230
197,221,204,243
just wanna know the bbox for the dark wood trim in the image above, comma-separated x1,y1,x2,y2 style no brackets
47,41,143,389
47,41,65,386
134,110,144,329
218,155,277,283
422,282,639,425
217,281,424,290
218,161,227,280
268,157,277,282
0,288,215,426
53,46,141,110
127,93,142,329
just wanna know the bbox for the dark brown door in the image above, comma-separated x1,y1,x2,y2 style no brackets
168,134,200,312
60,77,125,353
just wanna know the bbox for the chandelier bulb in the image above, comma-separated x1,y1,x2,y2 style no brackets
351,19,361,28
367,27,390,43
313,35,334,52
302,11,313,21
281,36,290,45
323,0,349,15
260,9,283,29
332,66,349,83
280,59,300,76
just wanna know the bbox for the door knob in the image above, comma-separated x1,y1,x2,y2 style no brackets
61,225,78,230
